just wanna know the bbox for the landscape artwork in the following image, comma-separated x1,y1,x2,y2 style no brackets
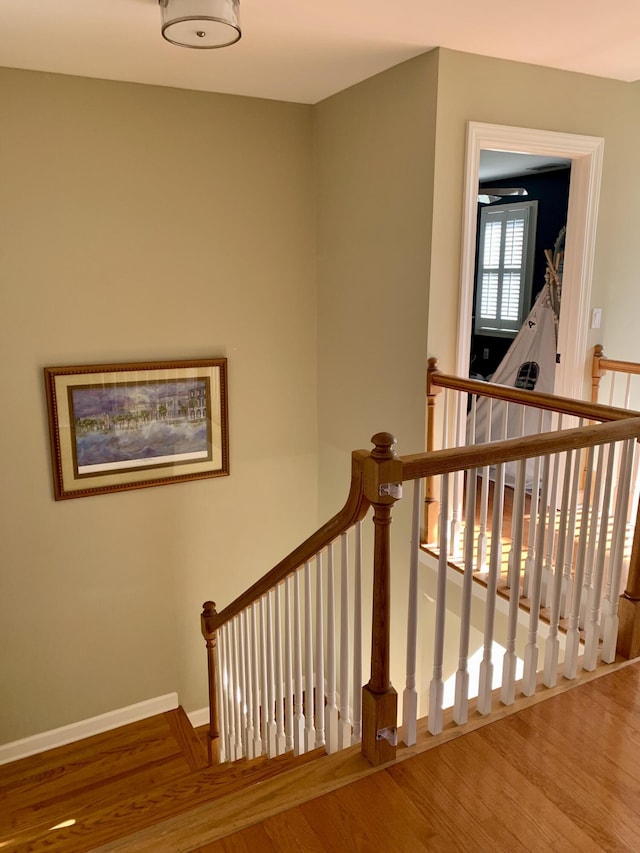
70,378,212,475
45,359,229,500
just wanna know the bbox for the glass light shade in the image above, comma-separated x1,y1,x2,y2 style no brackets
160,0,241,49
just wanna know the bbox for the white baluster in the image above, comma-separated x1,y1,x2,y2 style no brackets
560,435,583,619
293,569,305,754
584,443,616,670
581,443,606,630
284,576,294,753
522,454,551,696
429,472,449,735
542,416,563,607
403,480,421,743
454,468,477,725
233,617,244,759
543,449,573,688
338,532,352,749
237,613,248,758
502,459,526,705
523,412,544,599
262,596,276,757
250,602,263,757
242,608,255,759
506,406,526,589
274,583,286,755
315,554,326,749
477,398,493,574
215,626,227,763
303,561,316,752
352,522,363,744
450,395,463,558
224,622,238,761
325,542,339,754
602,440,634,662
478,448,505,715
564,447,595,679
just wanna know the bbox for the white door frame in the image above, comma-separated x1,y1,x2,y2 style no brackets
456,122,605,400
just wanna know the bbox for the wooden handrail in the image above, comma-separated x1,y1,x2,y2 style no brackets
593,344,640,379
430,367,639,423
401,416,640,481
205,449,371,633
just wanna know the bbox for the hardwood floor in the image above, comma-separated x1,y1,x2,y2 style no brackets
4,663,640,852
195,662,640,853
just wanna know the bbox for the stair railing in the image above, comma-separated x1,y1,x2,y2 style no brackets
202,404,640,770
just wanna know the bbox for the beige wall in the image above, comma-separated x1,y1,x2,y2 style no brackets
314,52,438,695
428,48,640,375
0,69,317,742
3,47,640,745
315,51,438,517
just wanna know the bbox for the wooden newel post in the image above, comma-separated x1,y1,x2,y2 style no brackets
361,432,402,766
200,601,220,765
425,358,441,545
617,492,640,659
591,344,605,404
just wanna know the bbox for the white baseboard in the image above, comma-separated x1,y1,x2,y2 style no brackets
186,706,209,728
0,692,179,766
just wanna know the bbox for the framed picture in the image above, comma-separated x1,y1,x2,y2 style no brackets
44,358,229,500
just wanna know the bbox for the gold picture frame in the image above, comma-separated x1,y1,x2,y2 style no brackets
44,358,229,500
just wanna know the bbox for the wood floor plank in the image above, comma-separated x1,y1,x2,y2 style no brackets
299,770,443,852
7,663,640,852
478,714,637,850
164,708,209,771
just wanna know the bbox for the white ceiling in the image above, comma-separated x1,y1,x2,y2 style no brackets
1,0,639,105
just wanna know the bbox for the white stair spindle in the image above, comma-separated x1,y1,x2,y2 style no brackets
454,468,477,725
506,406,526,589
215,626,227,764
250,603,263,758
237,613,248,758
522,454,551,696
602,440,634,662
403,480,421,743
338,533,352,749
325,542,339,754
477,398,493,574
274,584,286,755
564,447,595,679
544,449,573,688
492,403,509,575
429,472,449,735
584,443,616,671
284,576,294,753
560,435,583,619
581,443,606,630
523,412,544,599
352,522,363,744
315,554,326,749
262,596,276,757
542,415,563,607
242,608,255,759
502,459,526,705
450,394,463,558
293,569,305,754
478,451,505,715
303,561,316,752
224,622,238,761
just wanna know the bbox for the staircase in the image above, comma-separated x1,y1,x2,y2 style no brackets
0,708,324,852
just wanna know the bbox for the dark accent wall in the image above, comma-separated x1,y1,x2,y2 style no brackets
470,167,570,378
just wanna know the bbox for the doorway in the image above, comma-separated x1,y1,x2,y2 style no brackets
456,123,604,401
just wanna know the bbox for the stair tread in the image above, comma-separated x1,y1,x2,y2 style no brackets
2,717,326,853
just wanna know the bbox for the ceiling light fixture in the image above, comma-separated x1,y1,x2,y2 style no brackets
159,0,241,49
